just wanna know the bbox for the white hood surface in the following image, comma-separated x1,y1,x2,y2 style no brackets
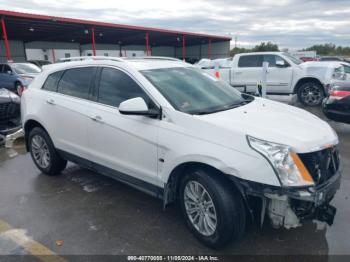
198,98,338,153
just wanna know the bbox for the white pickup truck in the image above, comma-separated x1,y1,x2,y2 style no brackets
198,52,348,106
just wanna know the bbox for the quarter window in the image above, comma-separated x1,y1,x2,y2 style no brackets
57,67,95,99
238,55,263,67
42,71,64,92
98,67,151,107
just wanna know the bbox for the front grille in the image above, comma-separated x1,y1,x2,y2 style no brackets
298,147,340,185
0,103,11,120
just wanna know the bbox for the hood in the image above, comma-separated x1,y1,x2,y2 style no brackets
198,98,338,153
0,88,20,104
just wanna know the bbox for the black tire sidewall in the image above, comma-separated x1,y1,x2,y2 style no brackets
28,127,66,175
179,169,245,248
297,82,324,106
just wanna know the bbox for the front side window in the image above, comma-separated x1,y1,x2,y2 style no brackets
263,55,288,67
142,67,251,115
283,52,302,65
57,67,96,99
42,71,64,92
98,67,151,107
342,64,350,74
238,55,263,67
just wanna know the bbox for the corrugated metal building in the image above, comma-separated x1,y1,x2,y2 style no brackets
0,10,231,63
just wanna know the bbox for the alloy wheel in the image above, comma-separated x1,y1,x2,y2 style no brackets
184,181,217,236
31,135,51,169
300,84,323,106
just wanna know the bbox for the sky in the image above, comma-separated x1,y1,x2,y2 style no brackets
2,0,350,50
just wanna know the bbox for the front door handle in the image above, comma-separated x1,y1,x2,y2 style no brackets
46,99,56,105
90,115,104,124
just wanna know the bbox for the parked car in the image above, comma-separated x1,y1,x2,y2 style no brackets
22,56,341,248
320,56,343,62
198,52,347,106
28,60,52,68
299,57,319,62
0,63,41,95
323,81,350,124
0,88,21,137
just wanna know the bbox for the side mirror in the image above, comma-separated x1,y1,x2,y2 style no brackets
119,97,159,118
276,60,287,67
6,70,12,75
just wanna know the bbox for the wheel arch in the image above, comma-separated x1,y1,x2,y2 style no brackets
293,77,325,94
23,119,49,151
163,161,246,208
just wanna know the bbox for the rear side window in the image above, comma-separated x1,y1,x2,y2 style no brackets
3,65,12,73
58,67,96,99
97,67,151,107
238,55,263,67
42,71,64,92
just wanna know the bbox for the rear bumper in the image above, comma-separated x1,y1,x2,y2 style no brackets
322,97,350,124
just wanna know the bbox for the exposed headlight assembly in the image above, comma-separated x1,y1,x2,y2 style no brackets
247,136,314,187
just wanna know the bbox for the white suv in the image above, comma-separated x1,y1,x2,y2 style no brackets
22,56,341,248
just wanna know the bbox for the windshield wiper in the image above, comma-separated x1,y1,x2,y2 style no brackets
193,100,250,115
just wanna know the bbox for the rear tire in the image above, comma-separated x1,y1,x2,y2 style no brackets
179,169,246,248
297,81,324,106
28,127,67,175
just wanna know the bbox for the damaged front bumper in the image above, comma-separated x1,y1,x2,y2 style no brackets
231,170,341,229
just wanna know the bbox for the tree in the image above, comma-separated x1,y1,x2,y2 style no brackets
230,41,279,57
252,41,279,52
303,43,350,56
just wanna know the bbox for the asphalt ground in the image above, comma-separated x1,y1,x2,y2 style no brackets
0,103,349,261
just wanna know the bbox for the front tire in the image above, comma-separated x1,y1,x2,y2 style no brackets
28,127,67,175
179,169,246,248
297,81,324,106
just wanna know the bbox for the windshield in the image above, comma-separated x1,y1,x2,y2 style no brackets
283,52,303,65
11,63,41,74
141,67,252,115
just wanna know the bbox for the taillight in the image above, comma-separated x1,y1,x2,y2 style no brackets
330,90,350,99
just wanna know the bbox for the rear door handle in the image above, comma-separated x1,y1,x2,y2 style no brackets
90,115,104,124
235,71,242,74
46,99,56,105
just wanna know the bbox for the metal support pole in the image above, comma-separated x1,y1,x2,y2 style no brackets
145,32,150,56
208,38,212,59
182,35,186,61
1,18,12,61
51,49,56,63
91,27,96,56
258,61,269,98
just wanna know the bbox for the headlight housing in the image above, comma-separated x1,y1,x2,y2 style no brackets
247,136,314,187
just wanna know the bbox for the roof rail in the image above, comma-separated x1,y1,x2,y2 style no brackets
57,56,125,63
125,56,182,62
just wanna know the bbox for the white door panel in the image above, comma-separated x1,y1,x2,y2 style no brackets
53,95,91,159
88,103,159,185
232,68,261,93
